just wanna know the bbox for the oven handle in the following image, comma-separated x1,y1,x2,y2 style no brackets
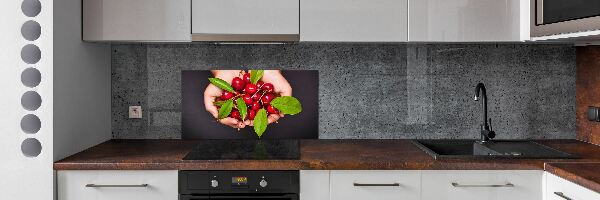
180,194,298,200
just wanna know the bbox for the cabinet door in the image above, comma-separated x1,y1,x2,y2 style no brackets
330,170,420,200
191,0,299,36
82,0,191,41
300,170,330,200
421,170,542,200
545,172,600,200
409,0,529,42
301,0,408,42
57,170,178,200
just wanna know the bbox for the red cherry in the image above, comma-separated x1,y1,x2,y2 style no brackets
251,93,261,101
261,93,275,104
248,110,256,120
256,81,264,89
251,101,261,111
262,83,274,93
242,73,251,83
230,110,241,120
244,83,257,94
242,94,253,104
231,77,246,91
220,91,234,100
266,105,279,114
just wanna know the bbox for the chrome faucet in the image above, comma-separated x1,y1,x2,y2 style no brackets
474,83,495,142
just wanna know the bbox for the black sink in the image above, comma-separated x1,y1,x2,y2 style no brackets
412,140,577,160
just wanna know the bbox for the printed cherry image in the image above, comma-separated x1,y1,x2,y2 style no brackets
208,70,303,138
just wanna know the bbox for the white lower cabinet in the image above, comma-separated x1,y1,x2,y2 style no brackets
330,170,421,200
545,172,600,200
300,170,545,200
57,170,178,200
301,170,331,200
421,170,543,200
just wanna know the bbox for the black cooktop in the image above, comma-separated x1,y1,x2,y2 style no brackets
183,140,300,160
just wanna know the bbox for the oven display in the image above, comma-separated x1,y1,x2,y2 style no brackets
232,177,248,185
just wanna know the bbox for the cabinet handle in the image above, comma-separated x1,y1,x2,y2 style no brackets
553,192,573,200
451,182,514,187
353,183,400,187
85,184,149,188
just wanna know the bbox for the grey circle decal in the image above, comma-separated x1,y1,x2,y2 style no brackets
20,114,41,134
21,68,41,87
21,138,42,157
21,91,42,111
21,0,41,17
21,20,41,41
21,44,41,64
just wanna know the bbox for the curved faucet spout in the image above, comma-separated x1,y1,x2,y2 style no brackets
474,83,487,127
474,83,494,142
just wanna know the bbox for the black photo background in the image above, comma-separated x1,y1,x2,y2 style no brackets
182,70,318,139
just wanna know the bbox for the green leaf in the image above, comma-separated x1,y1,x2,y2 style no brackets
270,96,302,115
217,99,234,119
236,98,248,121
250,70,264,84
208,78,234,93
213,100,227,107
253,108,268,138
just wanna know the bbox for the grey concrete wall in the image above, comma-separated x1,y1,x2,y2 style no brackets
112,43,576,139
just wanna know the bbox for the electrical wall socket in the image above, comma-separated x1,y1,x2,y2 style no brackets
129,106,142,119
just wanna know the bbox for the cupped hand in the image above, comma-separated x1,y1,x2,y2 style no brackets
203,70,246,129
243,70,292,126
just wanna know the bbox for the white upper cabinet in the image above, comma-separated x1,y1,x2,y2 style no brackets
83,0,191,42
300,0,408,42
409,0,530,42
191,0,300,41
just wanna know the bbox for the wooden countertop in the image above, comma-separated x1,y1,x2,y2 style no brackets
54,139,600,193
54,139,600,170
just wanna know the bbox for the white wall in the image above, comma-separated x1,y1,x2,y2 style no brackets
53,0,111,161
0,0,54,199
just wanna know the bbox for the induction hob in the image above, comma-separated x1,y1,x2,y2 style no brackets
183,140,300,160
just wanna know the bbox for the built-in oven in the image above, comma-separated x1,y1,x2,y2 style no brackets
532,0,600,37
179,171,299,200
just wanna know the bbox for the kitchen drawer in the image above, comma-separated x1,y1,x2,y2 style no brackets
421,170,543,200
57,170,178,200
545,172,600,200
330,170,420,200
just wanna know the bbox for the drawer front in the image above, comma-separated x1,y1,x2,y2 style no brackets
422,170,543,200
57,170,178,200
546,172,600,200
330,170,420,200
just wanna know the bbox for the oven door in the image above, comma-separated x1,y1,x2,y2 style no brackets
180,194,299,200
532,0,600,37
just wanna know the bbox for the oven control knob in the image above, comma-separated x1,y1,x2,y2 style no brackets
259,179,268,188
211,180,219,188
